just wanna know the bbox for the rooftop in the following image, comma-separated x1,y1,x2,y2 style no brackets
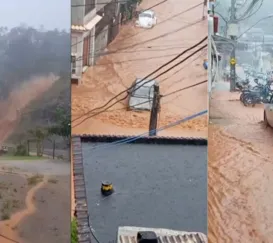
80,139,207,242
118,226,207,243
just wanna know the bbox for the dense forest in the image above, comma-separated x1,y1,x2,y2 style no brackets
0,25,70,149
0,25,70,99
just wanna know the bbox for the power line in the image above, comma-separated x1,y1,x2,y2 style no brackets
71,1,204,48
71,0,169,47
236,0,261,20
72,36,207,124
75,45,191,61
0,234,19,243
72,0,142,7
72,43,207,127
74,53,184,68
74,47,206,68
159,49,207,84
83,110,208,152
72,43,207,128
236,0,263,21
74,18,204,62
163,80,207,97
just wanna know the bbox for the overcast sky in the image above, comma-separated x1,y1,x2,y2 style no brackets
0,0,70,30
217,0,272,22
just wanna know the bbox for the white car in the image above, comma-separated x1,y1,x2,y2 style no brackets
135,10,157,29
264,95,273,128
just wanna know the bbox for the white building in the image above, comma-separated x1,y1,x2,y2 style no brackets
71,0,121,84
71,0,104,83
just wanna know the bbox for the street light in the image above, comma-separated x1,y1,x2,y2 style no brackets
237,14,273,39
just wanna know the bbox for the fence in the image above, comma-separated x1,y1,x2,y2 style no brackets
27,138,70,160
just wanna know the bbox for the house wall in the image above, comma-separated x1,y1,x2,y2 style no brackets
72,0,85,25
94,25,109,63
96,0,112,12
71,31,83,79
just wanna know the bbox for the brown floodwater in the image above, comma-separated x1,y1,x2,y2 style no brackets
209,89,273,242
72,0,208,137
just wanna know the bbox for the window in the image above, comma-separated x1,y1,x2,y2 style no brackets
71,55,76,74
85,0,95,15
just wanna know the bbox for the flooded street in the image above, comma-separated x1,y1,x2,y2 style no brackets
209,87,273,242
72,0,208,137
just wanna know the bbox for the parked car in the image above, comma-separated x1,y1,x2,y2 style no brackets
135,10,157,29
264,95,273,128
128,78,157,111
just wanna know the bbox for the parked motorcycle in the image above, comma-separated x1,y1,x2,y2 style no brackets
240,81,272,107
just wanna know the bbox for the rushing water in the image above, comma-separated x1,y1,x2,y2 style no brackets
209,89,273,242
72,0,208,136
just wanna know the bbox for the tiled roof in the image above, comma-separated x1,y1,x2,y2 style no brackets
72,136,92,243
71,25,87,31
118,227,207,243
74,134,207,145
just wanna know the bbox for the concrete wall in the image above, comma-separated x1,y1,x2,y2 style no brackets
71,31,83,78
96,0,112,12
94,25,109,63
72,0,85,25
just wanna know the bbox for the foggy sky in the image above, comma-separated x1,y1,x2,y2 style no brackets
0,0,70,30
217,0,272,23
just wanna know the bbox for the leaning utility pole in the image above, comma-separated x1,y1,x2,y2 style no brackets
149,84,160,136
229,0,237,92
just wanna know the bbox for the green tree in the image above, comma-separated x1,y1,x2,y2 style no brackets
28,127,48,156
48,107,70,141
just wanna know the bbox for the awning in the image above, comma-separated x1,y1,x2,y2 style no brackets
212,35,236,55
85,15,102,30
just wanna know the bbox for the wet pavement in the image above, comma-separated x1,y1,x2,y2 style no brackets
0,160,70,175
82,142,207,242
72,0,208,137
208,84,273,242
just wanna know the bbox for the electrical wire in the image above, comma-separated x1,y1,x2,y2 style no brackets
0,234,19,243
74,53,183,68
72,0,133,7
73,51,207,129
72,44,207,127
162,80,207,97
72,36,207,124
236,0,261,20
74,18,204,62
82,108,207,243
85,109,207,152
72,43,207,128
159,49,207,84
71,0,170,48
71,1,203,48
236,0,263,21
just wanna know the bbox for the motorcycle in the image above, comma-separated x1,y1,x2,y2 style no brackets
240,80,272,106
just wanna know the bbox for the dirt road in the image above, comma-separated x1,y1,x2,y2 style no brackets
0,160,70,243
0,74,57,145
72,0,208,137
208,89,273,242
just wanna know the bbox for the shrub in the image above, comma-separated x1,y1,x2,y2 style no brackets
71,217,78,243
14,144,27,156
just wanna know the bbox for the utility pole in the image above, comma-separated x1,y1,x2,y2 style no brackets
229,0,237,92
149,84,160,136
